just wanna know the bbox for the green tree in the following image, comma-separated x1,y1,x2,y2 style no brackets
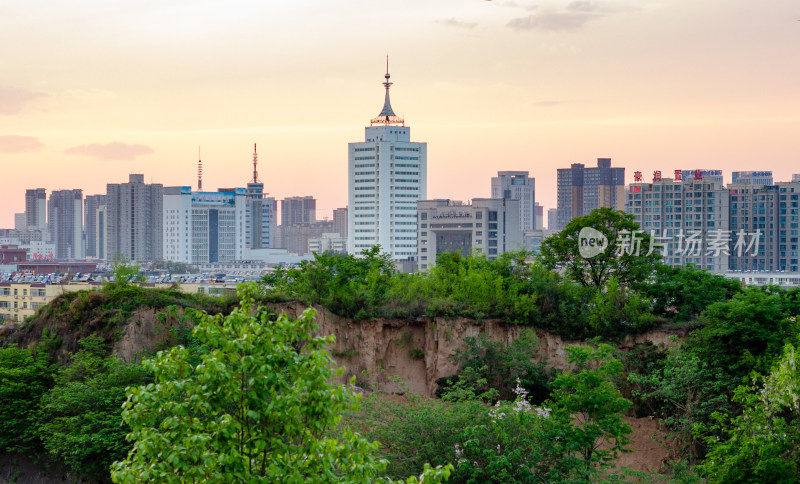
111,284,450,483
697,341,800,482
36,336,150,481
110,253,145,284
636,263,742,322
538,207,659,288
439,328,553,403
452,343,633,483
0,346,53,454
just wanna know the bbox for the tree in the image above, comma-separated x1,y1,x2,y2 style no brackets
697,341,800,482
110,253,145,284
538,207,659,288
36,336,150,481
0,346,52,454
111,284,450,483
636,263,742,321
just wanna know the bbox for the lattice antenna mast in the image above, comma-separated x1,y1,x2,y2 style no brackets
252,143,260,183
197,145,203,190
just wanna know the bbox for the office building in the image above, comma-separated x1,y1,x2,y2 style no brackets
625,170,729,273
163,187,248,264
732,171,773,186
281,196,316,227
491,171,536,232
556,158,625,231
48,189,83,260
347,67,427,260
163,185,276,265
416,198,522,270
84,194,106,259
105,175,163,262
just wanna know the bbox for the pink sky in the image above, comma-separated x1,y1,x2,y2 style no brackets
1,0,799,227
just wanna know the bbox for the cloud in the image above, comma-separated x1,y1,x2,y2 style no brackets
0,86,43,115
0,135,44,153
507,1,638,31
437,18,478,29
508,11,596,31
64,142,154,161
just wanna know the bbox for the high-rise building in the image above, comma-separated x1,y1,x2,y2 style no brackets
729,181,800,273
84,194,107,259
25,188,47,233
793,174,800,182
491,171,536,232
731,171,773,186
556,158,625,231
347,66,427,260
244,145,277,251
105,174,163,262
48,189,83,260
281,196,316,227
416,198,522,270
625,171,729,273
333,207,348,238
547,208,557,232
533,203,544,231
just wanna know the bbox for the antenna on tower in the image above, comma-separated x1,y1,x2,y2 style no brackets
197,145,203,191
252,143,260,184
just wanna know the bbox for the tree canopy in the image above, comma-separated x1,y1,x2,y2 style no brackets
539,207,660,288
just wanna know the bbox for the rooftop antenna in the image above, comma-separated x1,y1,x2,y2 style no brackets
370,55,404,126
197,145,203,191
252,143,260,184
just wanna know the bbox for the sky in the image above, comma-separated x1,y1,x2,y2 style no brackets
1,0,799,227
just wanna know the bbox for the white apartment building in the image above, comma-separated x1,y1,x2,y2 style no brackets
625,172,729,273
347,67,427,260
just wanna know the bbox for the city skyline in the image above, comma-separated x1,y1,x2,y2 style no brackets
1,1,799,228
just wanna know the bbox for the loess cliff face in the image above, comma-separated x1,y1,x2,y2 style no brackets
267,302,685,398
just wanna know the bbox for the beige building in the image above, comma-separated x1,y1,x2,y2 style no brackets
417,198,523,270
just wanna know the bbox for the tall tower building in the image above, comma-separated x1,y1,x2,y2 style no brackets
84,194,107,259
281,196,317,227
333,207,348,238
347,64,427,260
246,144,277,250
556,158,625,231
106,174,164,262
491,171,536,232
48,189,84,260
25,188,47,233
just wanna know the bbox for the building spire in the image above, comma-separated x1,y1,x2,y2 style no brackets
370,56,405,126
252,143,260,184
